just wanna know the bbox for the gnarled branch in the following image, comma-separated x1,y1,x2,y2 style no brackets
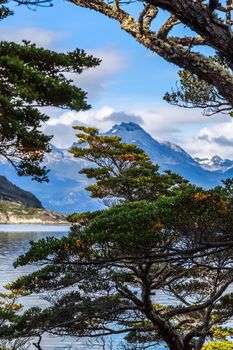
157,15,180,39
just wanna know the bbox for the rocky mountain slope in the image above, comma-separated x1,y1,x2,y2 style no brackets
106,123,221,188
0,122,232,213
0,175,43,208
0,200,68,224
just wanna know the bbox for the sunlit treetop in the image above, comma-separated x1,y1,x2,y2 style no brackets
70,125,187,204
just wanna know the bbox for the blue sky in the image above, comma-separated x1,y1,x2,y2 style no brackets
4,0,233,159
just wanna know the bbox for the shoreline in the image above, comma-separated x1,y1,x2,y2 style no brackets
0,222,69,226
0,224,71,232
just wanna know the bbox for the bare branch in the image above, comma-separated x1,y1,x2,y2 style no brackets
69,0,233,111
157,15,180,39
113,0,120,12
171,36,206,47
139,4,158,32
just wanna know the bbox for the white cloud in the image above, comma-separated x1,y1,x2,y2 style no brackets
126,105,232,159
43,103,233,159
0,27,128,147
67,47,127,100
0,26,65,47
0,26,128,105
43,105,196,148
186,120,233,159
43,106,116,148
47,106,115,126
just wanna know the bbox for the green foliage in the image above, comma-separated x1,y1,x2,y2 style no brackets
9,185,233,349
67,210,104,223
0,289,30,349
0,6,100,181
70,125,187,203
202,341,233,350
0,1,12,21
164,55,231,116
4,131,233,350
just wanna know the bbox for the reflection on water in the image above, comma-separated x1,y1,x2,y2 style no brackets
0,226,166,350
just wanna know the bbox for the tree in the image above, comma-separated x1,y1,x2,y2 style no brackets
164,55,233,116
10,0,233,117
0,0,100,181
0,289,30,350
202,341,233,350
6,133,233,350
69,125,187,204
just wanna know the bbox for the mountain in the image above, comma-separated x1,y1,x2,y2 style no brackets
0,148,102,214
195,155,233,172
0,175,43,208
1,122,232,214
107,122,221,188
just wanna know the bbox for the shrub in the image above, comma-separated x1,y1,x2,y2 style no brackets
202,341,233,350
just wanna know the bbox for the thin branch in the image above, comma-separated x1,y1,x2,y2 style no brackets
166,275,233,317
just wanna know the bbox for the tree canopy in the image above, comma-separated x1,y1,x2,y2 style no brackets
164,55,232,116
0,0,100,181
69,125,187,204
0,289,30,350
3,130,233,350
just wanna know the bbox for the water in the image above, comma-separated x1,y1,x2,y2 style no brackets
0,225,87,350
0,225,70,290
0,225,167,350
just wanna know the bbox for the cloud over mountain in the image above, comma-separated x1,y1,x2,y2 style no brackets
3,122,232,213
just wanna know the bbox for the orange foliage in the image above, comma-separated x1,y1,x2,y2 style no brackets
193,192,211,201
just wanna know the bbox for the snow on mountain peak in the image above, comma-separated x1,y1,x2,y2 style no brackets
160,141,191,157
195,155,233,172
109,122,144,133
211,155,222,163
2,121,233,213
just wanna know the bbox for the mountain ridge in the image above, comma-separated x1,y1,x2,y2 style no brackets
0,175,43,208
195,155,233,172
1,122,232,213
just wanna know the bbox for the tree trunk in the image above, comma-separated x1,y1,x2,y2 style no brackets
144,308,193,350
71,0,233,110
146,0,233,64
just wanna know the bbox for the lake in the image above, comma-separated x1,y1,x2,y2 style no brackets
0,225,166,350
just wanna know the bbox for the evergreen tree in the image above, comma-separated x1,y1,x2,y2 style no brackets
0,0,100,181
6,134,233,350
0,289,30,350
69,126,187,205
164,55,232,116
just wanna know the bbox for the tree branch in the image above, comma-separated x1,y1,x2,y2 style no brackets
139,4,158,32
69,0,233,110
157,15,180,39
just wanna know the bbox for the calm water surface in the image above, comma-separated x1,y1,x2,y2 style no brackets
0,225,166,350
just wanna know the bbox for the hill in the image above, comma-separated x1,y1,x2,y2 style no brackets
0,200,68,224
0,175,43,208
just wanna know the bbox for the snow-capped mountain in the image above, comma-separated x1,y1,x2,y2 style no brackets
106,122,221,187
195,155,233,172
1,122,232,214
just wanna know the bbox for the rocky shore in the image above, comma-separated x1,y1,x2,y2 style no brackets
0,200,68,224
